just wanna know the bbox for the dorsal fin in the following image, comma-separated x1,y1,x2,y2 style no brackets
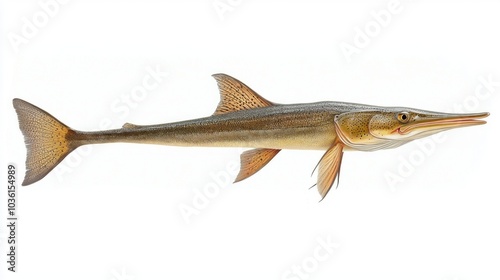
122,122,141,129
212,73,274,115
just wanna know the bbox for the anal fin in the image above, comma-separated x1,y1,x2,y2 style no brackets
315,142,344,201
234,148,281,183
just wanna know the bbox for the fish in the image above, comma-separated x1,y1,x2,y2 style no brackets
13,73,489,199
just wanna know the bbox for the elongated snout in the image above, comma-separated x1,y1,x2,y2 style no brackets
398,112,489,135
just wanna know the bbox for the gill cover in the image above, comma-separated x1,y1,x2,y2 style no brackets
334,111,407,151
368,112,408,140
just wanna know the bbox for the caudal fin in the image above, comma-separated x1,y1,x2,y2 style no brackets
13,99,80,186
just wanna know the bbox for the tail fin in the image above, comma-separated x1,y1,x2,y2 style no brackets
12,99,79,186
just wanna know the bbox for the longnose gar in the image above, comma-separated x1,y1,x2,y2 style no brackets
13,74,489,199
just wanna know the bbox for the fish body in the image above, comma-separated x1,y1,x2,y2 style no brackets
13,74,489,199
77,102,340,150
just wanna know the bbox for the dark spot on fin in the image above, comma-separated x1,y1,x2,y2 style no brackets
211,73,275,115
234,148,281,183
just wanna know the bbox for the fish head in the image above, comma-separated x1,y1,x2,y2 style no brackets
334,108,489,151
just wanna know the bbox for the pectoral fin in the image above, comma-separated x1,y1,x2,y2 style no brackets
234,148,281,183
315,143,344,200
212,74,275,115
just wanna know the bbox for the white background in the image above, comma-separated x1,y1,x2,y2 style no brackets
1,0,500,279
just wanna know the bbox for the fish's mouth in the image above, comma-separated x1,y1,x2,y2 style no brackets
397,112,490,135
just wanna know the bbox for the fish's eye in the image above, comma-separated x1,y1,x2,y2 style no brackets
397,112,410,123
